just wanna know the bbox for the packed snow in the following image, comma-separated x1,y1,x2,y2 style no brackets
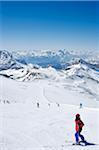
0,76,99,150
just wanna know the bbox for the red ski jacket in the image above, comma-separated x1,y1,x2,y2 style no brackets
75,119,84,132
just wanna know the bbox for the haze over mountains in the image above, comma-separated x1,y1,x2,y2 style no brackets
13,49,99,69
0,49,99,69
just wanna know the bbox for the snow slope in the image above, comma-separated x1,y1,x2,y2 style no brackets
0,49,99,150
0,76,99,150
0,59,99,103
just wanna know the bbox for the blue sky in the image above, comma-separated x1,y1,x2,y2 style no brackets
0,1,99,51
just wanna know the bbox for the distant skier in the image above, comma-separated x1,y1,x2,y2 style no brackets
80,103,83,109
75,114,85,144
37,102,39,108
56,103,60,107
48,103,50,107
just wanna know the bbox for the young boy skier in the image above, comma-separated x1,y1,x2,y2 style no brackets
75,114,85,144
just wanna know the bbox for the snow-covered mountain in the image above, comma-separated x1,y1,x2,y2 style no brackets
0,54,99,82
64,59,99,82
0,50,23,71
0,50,99,102
12,49,99,69
1,49,99,70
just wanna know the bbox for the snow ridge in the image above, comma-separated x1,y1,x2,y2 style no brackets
0,50,23,71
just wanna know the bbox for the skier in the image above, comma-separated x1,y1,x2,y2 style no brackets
37,102,39,108
80,103,83,109
75,114,85,144
48,103,50,107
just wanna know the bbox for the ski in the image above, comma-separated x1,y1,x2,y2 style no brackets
72,143,86,146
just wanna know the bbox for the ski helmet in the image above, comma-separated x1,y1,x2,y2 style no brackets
76,114,80,117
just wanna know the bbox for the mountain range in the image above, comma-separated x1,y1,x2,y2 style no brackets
0,50,99,102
